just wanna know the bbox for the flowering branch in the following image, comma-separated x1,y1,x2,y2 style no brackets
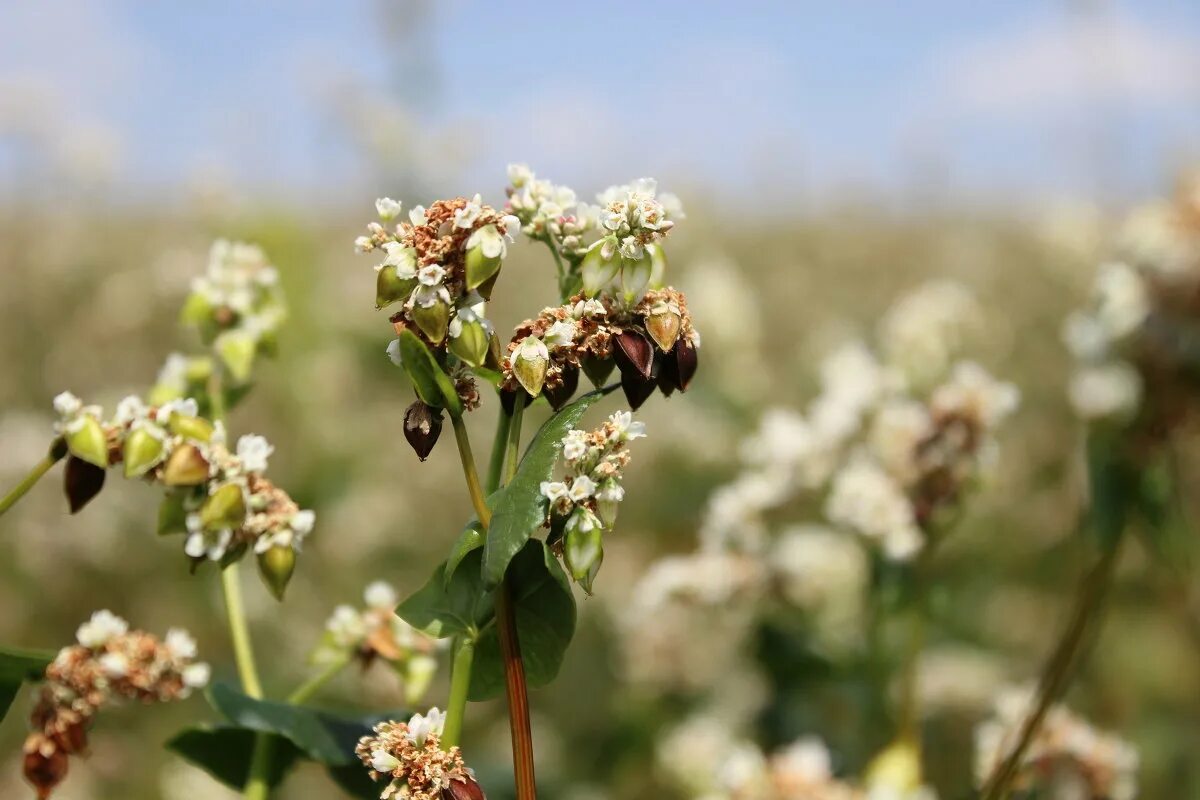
0,439,65,517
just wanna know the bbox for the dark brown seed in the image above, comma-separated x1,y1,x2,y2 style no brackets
499,386,535,414
51,722,88,756
621,367,657,410
403,400,444,461
442,775,487,800
63,456,106,514
543,365,580,410
24,742,69,800
580,353,616,387
674,338,698,391
613,330,653,379
657,351,678,397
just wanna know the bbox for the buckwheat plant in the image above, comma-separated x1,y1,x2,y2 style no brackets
1,240,439,800
355,167,698,800
980,176,1200,799
620,281,1016,799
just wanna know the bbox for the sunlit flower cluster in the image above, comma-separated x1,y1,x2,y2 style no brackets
24,611,209,799
312,581,443,704
356,709,484,800
540,411,646,591
1063,178,1200,427
49,391,314,593
504,163,596,257
975,686,1138,800
177,240,286,386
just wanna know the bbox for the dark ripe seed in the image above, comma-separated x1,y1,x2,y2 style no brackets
403,400,444,461
613,330,653,379
442,776,487,800
657,351,678,397
674,338,698,391
63,455,106,514
499,386,534,414
24,745,69,800
52,723,88,756
580,353,616,387
544,365,580,410
621,367,657,410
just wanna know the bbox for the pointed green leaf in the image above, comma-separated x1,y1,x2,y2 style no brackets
0,645,55,722
397,549,493,639
166,726,301,790
395,329,463,416
444,519,485,589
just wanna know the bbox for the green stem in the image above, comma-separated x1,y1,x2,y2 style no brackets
441,637,475,749
452,415,491,526
286,653,351,705
504,399,526,482
486,408,513,495
544,241,568,300
0,442,64,517
980,540,1121,800
220,563,271,800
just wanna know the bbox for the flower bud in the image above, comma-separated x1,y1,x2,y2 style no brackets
179,291,214,326
620,251,653,306
441,775,487,800
864,737,922,793
564,524,604,594
376,265,416,310
580,241,621,297
645,305,682,353
613,330,653,380
216,330,257,384
63,455,106,514
257,544,296,601
411,298,450,344
403,400,444,461
168,413,214,443
512,336,549,397
65,416,108,468
199,483,246,530
162,443,211,486
448,317,490,367
543,365,580,411
122,426,164,478
595,479,624,528
580,353,615,387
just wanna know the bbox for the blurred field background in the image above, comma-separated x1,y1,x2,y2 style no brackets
3,1,1200,799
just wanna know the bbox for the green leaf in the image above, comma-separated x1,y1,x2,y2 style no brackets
1086,431,1136,550
481,388,610,590
0,645,55,722
469,540,576,701
166,726,302,790
444,519,485,589
397,549,493,639
205,682,393,766
396,329,463,416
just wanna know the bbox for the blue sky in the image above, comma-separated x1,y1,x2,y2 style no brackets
3,0,1200,208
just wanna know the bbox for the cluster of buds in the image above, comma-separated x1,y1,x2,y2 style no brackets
23,611,210,799
356,708,485,800
504,287,699,411
50,391,315,598
539,411,645,591
504,164,596,257
1063,176,1200,435
360,195,518,361
177,240,286,386
975,686,1138,800
312,581,443,704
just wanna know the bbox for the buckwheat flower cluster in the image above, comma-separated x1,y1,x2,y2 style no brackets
359,194,518,369
539,411,646,591
355,709,485,800
23,611,210,799
974,686,1138,800
504,163,596,257
313,581,443,704
879,280,984,389
178,239,286,385
1063,176,1200,428
505,287,699,411
48,392,314,597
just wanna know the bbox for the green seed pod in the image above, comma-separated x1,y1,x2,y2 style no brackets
216,330,257,384
564,524,604,594
647,243,668,288
465,241,502,294
168,413,214,443
448,316,490,367
580,241,621,297
157,492,189,535
512,336,549,397
257,545,296,601
123,426,165,478
199,483,246,530
620,251,653,306
162,443,210,486
644,304,682,352
376,265,417,310
411,298,450,344
65,416,108,468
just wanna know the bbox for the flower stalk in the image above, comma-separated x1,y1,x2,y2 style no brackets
0,440,65,518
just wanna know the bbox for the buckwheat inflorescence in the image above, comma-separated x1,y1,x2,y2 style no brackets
355,708,485,800
23,611,210,799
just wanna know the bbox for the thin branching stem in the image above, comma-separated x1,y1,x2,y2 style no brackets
452,415,491,526
0,443,64,518
286,652,351,705
441,637,475,749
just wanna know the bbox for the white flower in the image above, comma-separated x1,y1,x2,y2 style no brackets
566,505,601,533
1094,261,1149,339
515,335,549,362
371,750,401,774
354,235,373,252
165,628,198,660
53,391,83,418
607,411,646,442
417,264,446,287
114,395,148,426
381,242,418,279
571,299,607,319
408,205,427,226
467,224,507,259
386,338,403,366
327,605,367,647
412,284,450,308
375,197,402,221
568,475,597,502
454,194,484,229
825,458,923,561
1069,363,1142,421
544,320,577,348
364,581,397,610
406,707,446,746
236,434,274,473
540,481,569,502
291,509,316,536
869,399,934,486
184,514,233,561
596,481,624,503
76,610,129,649
619,236,644,260
561,430,589,461
98,652,129,678
182,662,212,690
931,361,1020,429
507,163,534,188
